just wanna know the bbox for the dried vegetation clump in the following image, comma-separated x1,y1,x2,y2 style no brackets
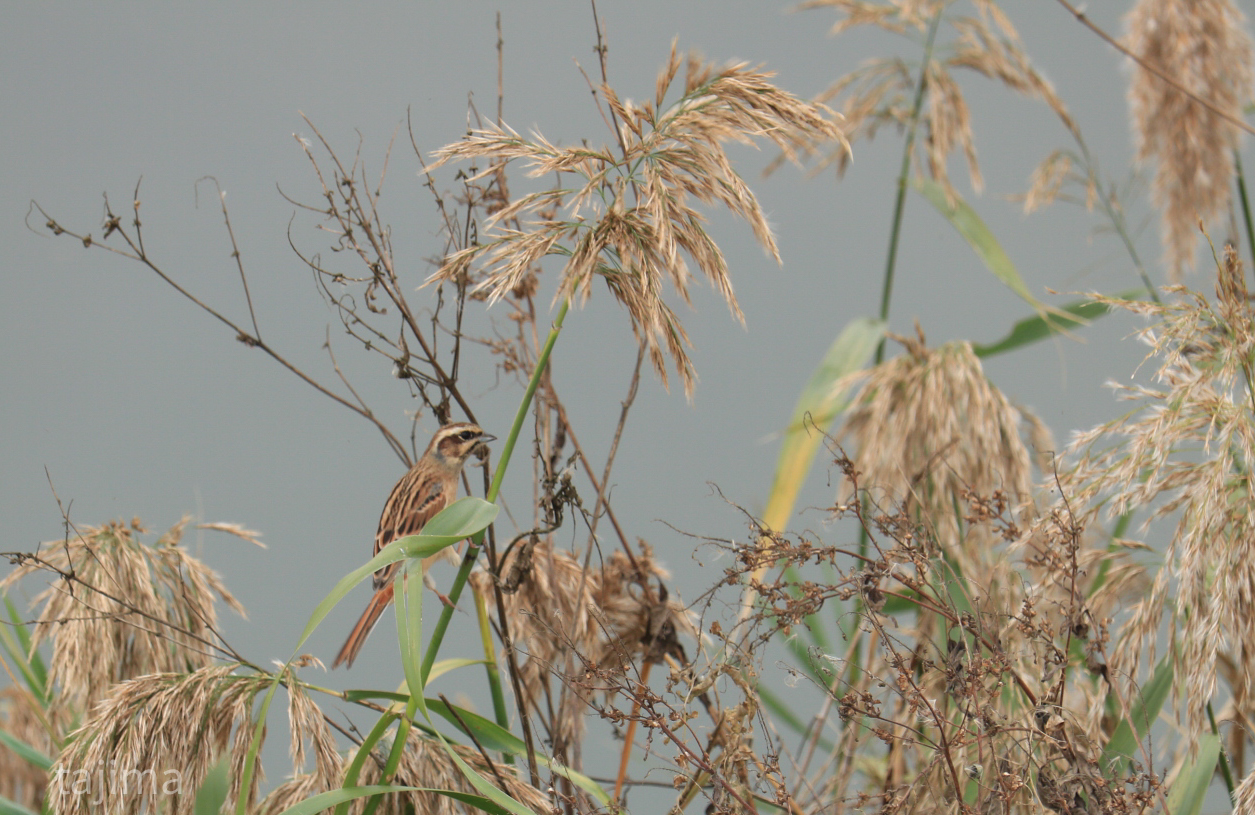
55,666,271,815
19,2,1255,813
1053,245,1255,742
792,0,1074,199
1126,0,1254,280
428,45,847,397
839,329,1045,568
699,454,1153,815
472,539,695,758
0,519,253,717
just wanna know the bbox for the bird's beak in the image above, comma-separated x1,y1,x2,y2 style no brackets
480,432,498,443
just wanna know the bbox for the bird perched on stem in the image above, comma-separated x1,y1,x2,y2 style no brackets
333,422,493,669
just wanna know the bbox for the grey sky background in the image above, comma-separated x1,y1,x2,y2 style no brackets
2,0,1185,800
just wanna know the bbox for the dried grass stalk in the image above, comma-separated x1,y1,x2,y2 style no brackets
1,519,247,719
0,687,51,811
51,665,269,815
427,47,847,398
1053,247,1255,741
840,331,1038,565
1126,0,1254,281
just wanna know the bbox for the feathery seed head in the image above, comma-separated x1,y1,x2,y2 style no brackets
1126,0,1254,281
1053,258,1255,743
799,0,1075,199
426,48,846,398
1,519,249,719
840,332,1038,565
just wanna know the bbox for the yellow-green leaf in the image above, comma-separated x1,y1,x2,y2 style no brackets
763,317,885,532
915,178,1068,321
292,497,498,655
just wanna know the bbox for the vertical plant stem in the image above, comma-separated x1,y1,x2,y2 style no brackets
475,585,512,762
1234,151,1255,272
1207,701,1237,798
420,297,570,785
875,10,942,365
362,298,569,812
1070,134,1161,303
421,297,570,685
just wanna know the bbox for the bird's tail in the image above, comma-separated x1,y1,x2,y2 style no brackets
332,583,394,669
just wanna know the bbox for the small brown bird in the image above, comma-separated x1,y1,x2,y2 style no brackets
333,422,493,669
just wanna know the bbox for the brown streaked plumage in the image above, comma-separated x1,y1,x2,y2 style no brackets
333,422,492,669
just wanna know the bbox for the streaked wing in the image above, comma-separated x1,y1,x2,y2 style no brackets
371,468,449,590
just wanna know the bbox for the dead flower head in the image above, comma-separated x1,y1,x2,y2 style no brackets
354,736,550,815
427,45,847,398
840,330,1040,560
1126,0,1255,281
1055,248,1255,741
471,540,693,752
1,518,252,718
798,0,1074,200
52,666,271,815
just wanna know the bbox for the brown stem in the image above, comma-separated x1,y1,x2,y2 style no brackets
1054,0,1255,138
613,661,652,802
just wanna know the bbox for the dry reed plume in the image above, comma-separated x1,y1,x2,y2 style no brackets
1054,245,1255,744
53,666,270,815
471,540,693,764
1,519,255,719
1126,0,1254,281
840,329,1044,567
794,0,1074,199
428,44,847,397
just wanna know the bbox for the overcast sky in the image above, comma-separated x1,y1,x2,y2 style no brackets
3,0,1186,799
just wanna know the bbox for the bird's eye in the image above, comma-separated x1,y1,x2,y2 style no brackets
459,430,478,441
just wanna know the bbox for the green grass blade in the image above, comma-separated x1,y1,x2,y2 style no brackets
1165,733,1219,815
972,289,1148,358
914,178,1069,321
193,759,229,815
426,698,610,805
395,561,429,720
428,658,489,684
0,794,37,815
763,317,886,532
271,786,514,815
236,677,281,815
3,597,45,693
343,689,410,705
0,617,47,710
0,728,52,771
431,727,539,815
1100,656,1173,778
292,498,497,654
334,711,398,815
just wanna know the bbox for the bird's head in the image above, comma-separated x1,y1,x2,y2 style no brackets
428,422,494,469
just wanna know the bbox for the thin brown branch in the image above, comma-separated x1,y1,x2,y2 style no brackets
1054,0,1255,137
